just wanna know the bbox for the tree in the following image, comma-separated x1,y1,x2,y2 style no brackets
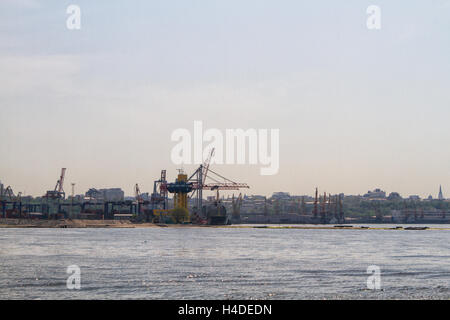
170,207,190,224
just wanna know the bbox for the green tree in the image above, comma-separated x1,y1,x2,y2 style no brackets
170,207,190,223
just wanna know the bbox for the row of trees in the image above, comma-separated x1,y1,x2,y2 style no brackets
251,197,449,218
344,198,450,218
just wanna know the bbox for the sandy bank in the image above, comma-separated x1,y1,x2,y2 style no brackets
0,218,449,230
0,218,165,228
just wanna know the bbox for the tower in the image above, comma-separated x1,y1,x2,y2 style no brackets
438,185,444,200
313,187,318,218
167,170,193,210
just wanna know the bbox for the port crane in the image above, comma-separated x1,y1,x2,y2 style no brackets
1,186,20,202
160,148,249,223
44,168,66,199
134,183,143,203
150,170,168,209
187,148,249,217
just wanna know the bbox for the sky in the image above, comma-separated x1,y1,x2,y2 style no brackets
0,0,449,198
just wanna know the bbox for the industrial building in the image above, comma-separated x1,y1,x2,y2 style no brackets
85,188,125,202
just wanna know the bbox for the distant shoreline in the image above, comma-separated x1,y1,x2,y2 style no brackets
0,218,449,230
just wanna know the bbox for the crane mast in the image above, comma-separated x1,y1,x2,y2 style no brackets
45,168,66,199
55,168,66,193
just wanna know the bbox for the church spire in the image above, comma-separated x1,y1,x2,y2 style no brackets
438,185,444,200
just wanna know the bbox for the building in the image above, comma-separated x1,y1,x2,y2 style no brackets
363,188,386,199
140,192,150,201
102,188,124,201
387,192,402,200
85,188,124,201
271,192,291,201
438,185,444,200
70,194,84,202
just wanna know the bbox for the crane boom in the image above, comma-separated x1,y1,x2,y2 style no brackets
202,148,215,186
55,168,66,193
45,168,67,199
135,183,142,202
186,148,249,221
196,183,249,190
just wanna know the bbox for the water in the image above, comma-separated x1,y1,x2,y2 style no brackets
0,225,449,299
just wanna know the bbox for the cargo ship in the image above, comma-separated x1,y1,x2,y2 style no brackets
202,201,232,225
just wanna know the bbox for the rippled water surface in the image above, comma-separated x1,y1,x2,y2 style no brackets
0,226,449,299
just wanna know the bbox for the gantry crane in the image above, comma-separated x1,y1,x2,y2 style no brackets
151,170,168,209
44,168,66,199
187,148,249,217
162,148,249,223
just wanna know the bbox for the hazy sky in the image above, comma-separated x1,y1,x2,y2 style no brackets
1,0,449,198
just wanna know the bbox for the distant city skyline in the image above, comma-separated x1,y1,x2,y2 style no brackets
1,1,449,198
1,176,445,201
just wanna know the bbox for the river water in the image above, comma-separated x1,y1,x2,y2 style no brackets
0,225,449,299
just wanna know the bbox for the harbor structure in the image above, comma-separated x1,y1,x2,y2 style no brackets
1,168,450,224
